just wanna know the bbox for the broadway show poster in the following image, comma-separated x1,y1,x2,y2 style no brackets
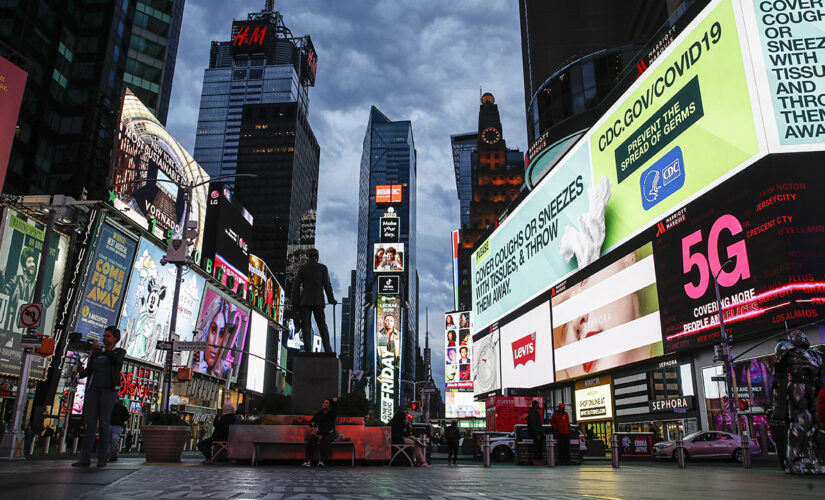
118,237,205,366
189,286,250,381
0,208,69,378
375,294,402,422
72,220,138,342
249,253,283,323
108,89,209,255
654,153,825,352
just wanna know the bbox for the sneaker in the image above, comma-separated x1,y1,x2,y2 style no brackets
71,460,91,467
96,460,108,468
317,460,325,467
301,461,313,467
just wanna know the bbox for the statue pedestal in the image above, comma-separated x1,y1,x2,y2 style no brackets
291,352,340,414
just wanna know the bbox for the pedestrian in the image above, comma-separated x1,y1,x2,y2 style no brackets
445,421,460,465
124,431,134,453
550,403,571,465
72,326,126,468
527,401,544,464
391,411,429,467
109,398,129,462
198,403,237,464
303,397,338,467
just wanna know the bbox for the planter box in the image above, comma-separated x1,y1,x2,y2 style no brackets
141,425,190,462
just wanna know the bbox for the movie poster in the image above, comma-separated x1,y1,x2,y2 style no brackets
0,208,69,378
189,286,250,381
375,294,402,422
72,221,138,342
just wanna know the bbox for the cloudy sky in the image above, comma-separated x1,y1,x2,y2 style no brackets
166,0,528,390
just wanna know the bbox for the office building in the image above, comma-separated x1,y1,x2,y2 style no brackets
1,0,184,198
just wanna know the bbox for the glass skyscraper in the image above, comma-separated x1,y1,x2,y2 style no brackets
354,106,418,412
193,3,319,281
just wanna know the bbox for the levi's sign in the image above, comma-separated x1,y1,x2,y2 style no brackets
511,333,536,367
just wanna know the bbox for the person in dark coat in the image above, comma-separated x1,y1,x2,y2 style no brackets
198,404,238,463
303,397,338,467
527,400,544,462
292,248,337,352
72,326,126,468
445,421,460,465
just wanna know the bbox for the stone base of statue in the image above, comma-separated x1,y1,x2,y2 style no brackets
291,352,340,414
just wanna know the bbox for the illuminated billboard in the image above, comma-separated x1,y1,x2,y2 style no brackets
552,243,663,381
575,375,614,422
373,243,405,272
0,56,26,189
189,285,250,380
375,184,402,204
249,253,284,324
445,311,472,391
246,311,268,393
472,0,769,332
472,327,500,397
108,90,210,256
201,183,253,298
375,294,402,422
0,208,69,378
445,391,486,419
499,303,554,389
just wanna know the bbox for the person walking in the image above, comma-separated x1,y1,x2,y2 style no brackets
72,326,126,468
527,401,544,464
445,421,460,465
198,404,237,464
303,397,338,467
109,399,129,462
550,403,571,465
292,249,337,353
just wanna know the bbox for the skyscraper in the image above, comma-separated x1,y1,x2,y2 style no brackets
193,2,319,282
1,0,185,198
354,107,418,419
339,270,357,375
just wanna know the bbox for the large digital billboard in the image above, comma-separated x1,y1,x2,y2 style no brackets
575,375,614,422
373,243,405,272
0,56,26,189
375,294,402,422
249,253,284,324
0,208,69,378
246,311,268,394
472,327,500,398
654,153,825,352
499,302,555,389
118,237,205,366
375,184,402,204
471,0,769,332
189,285,250,380
108,90,210,256
72,219,138,342
445,391,486,419
201,183,253,298
552,243,663,381
445,311,472,391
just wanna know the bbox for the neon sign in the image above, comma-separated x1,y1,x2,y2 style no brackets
233,25,267,47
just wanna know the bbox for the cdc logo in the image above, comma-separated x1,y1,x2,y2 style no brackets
640,146,685,210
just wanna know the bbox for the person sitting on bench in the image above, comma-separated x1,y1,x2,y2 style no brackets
303,397,338,467
198,403,237,464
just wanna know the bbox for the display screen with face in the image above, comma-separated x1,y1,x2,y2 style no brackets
190,286,249,380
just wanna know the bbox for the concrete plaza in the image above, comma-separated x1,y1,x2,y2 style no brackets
1,456,824,500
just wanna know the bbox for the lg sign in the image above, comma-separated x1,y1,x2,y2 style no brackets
511,333,536,367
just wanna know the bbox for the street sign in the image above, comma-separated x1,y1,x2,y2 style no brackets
156,340,173,351
17,303,43,329
174,341,207,351
711,376,727,382
421,387,438,394
21,334,41,349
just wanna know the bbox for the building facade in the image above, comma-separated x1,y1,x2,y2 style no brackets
192,2,319,283
1,0,184,198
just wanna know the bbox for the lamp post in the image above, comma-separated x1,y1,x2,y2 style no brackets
711,258,739,435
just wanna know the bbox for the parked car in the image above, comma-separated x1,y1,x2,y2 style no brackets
653,430,761,462
490,425,587,462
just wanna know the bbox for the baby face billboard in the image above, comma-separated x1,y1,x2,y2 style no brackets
118,237,205,366
190,286,250,380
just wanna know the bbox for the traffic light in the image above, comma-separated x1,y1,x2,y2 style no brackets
411,400,423,412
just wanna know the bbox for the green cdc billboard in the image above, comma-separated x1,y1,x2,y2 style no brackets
472,0,771,331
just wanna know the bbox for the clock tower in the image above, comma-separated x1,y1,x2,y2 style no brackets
478,92,504,150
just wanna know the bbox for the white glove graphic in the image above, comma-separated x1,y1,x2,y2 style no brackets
559,175,612,269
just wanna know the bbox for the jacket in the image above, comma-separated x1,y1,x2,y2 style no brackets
550,410,570,434
79,347,126,389
292,261,335,307
111,402,130,427
527,407,543,436
211,413,238,441
309,409,337,436
445,425,460,445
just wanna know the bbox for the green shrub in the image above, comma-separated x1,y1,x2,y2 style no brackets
336,391,370,417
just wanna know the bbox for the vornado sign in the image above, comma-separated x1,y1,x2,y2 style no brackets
470,0,799,332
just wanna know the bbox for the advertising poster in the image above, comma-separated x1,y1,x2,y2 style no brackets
472,328,501,397
574,375,614,422
189,285,250,380
552,243,663,381
118,238,205,366
445,311,473,391
375,184,402,204
108,90,210,255
445,391,486,419
375,294,402,422
0,55,27,189
249,253,283,323
213,253,248,299
499,303,555,389
373,243,405,272
246,312,268,393
0,208,69,378
653,154,825,352
72,220,138,342
471,0,767,332
201,183,253,297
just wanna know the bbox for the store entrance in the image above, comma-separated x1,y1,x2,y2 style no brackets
616,418,697,442
579,420,613,445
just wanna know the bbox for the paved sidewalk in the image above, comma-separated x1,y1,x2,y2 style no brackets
0,458,823,499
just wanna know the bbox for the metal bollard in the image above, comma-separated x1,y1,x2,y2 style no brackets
29,438,36,456
43,436,51,454
546,433,555,467
740,430,752,469
675,436,686,468
611,435,619,468
71,437,79,454
483,433,491,468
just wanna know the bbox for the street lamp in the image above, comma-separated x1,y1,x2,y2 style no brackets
712,258,739,435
